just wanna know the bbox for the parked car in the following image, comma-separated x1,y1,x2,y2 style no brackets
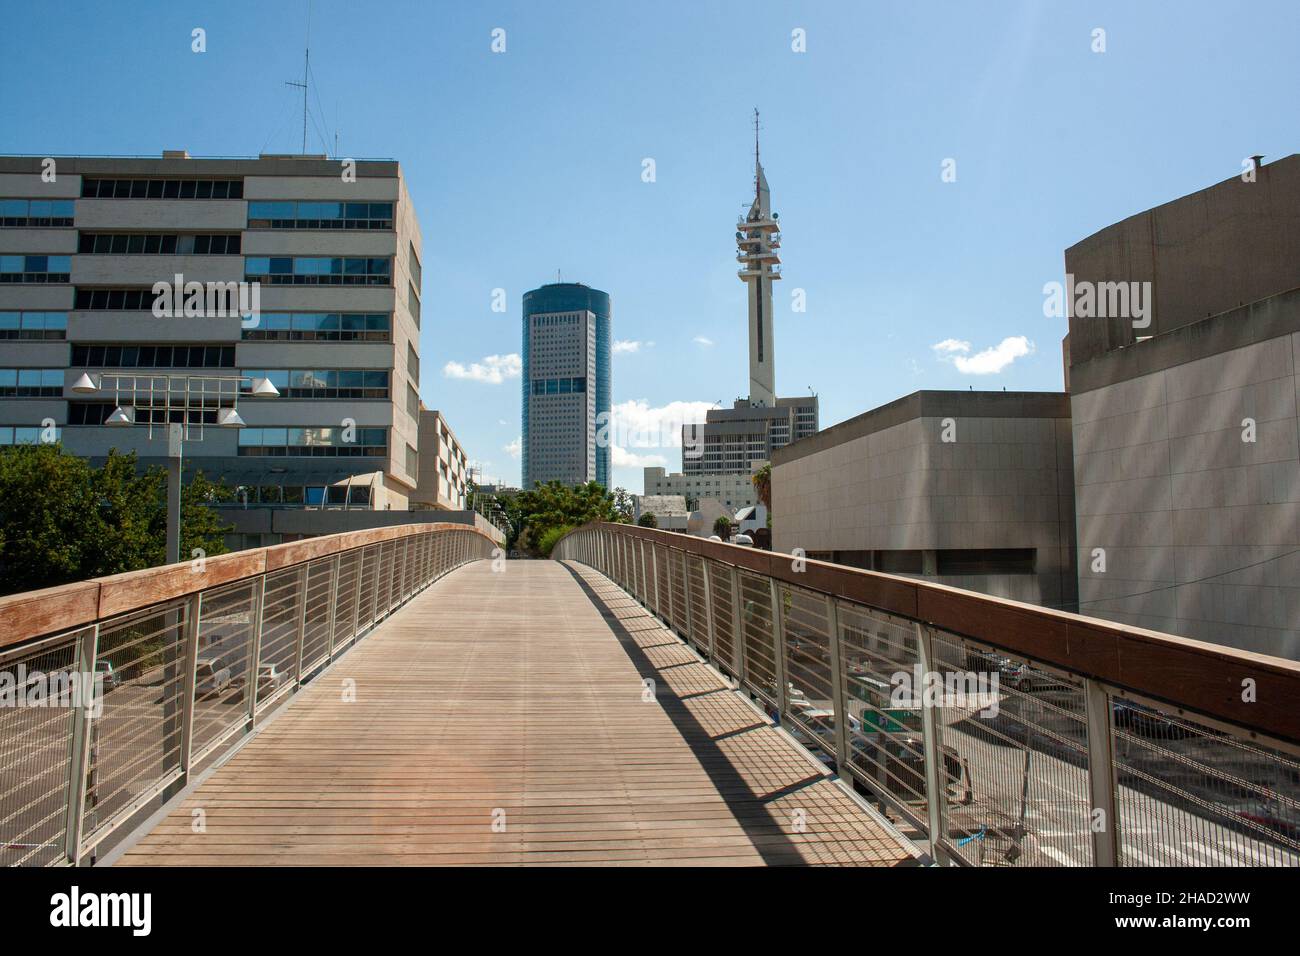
195,658,232,700
255,664,285,695
94,660,121,691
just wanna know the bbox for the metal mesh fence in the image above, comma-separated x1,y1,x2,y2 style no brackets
737,571,777,707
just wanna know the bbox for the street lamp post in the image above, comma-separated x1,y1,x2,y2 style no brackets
72,371,279,565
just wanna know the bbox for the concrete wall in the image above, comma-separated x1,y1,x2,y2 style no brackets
1065,154,1300,367
1071,329,1300,659
772,392,1076,608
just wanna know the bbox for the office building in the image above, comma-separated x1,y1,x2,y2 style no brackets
1065,154,1300,658
411,408,469,511
772,390,1078,609
521,282,611,488
643,464,760,510
0,151,424,514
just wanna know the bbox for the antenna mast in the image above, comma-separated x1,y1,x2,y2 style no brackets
285,1,312,154
753,107,762,200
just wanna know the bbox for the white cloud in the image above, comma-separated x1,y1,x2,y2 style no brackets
611,398,715,445
612,446,667,468
613,339,643,354
693,335,715,347
497,418,509,426
931,336,1034,375
443,353,521,384
504,437,521,459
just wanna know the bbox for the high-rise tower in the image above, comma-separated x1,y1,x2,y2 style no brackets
521,282,611,489
736,109,780,408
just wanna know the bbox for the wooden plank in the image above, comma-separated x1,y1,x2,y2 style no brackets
118,560,916,867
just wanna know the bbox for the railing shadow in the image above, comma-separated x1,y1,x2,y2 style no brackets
560,561,922,867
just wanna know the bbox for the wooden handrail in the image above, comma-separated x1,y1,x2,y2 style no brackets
558,522,1300,746
0,522,498,649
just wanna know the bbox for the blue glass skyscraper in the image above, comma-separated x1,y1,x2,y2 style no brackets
521,282,611,489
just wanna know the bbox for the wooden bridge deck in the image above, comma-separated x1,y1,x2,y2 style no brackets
117,560,919,866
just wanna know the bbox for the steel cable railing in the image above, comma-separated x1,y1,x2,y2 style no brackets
0,523,496,866
554,523,1300,868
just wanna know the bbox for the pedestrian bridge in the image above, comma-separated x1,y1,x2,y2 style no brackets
1,523,1298,867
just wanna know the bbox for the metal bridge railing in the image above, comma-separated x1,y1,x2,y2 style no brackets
554,523,1300,867
0,522,496,867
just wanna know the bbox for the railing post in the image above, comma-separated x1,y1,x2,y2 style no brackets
681,552,694,647
324,554,341,658
729,566,744,686
650,541,661,617
166,592,202,803
1084,678,1120,867
292,563,309,688
768,577,790,718
825,595,851,772
245,575,267,729
352,549,364,638
699,559,716,659
915,622,949,863
63,624,99,865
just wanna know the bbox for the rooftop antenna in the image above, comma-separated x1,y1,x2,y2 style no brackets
285,1,312,153
753,107,762,200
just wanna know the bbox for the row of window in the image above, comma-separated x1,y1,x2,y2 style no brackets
247,201,394,230
73,288,154,310
237,426,388,457
531,377,588,395
67,402,230,426
81,178,244,200
242,312,390,341
0,426,60,444
0,255,71,283
241,368,390,399
77,232,242,255
0,199,75,227
0,369,62,396
235,484,373,507
70,344,235,368
244,256,391,285
0,311,67,339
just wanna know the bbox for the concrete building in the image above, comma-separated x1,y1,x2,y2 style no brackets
1065,154,1300,658
0,151,425,514
643,464,761,510
633,494,689,531
521,282,611,488
772,391,1077,609
682,397,818,476
411,408,468,511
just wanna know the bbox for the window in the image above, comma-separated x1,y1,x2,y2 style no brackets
0,311,67,340
80,178,243,199
0,425,61,444
246,200,393,230
406,443,418,480
408,282,420,328
237,426,388,457
408,243,421,290
68,399,229,426
70,344,235,368
936,549,1036,576
73,288,156,310
0,255,71,283
406,384,419,421
406,343,419,384
78,232,241,255
244,256,391,286
0,199,75,227
0,369,63,397
241,312,390,342
240,368,389,399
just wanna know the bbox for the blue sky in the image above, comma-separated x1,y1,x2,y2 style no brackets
3,1,1296,492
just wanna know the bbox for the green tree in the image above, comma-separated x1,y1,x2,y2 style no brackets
751,463,772,511
713,516,734,541
0,444,235,596
637,512,658,528
507,480,626,557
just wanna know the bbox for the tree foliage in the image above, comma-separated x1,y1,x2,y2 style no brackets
713,515,735,540
0,444,234,596
752,463,772,511
637,512,659,528
504,480,627,556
